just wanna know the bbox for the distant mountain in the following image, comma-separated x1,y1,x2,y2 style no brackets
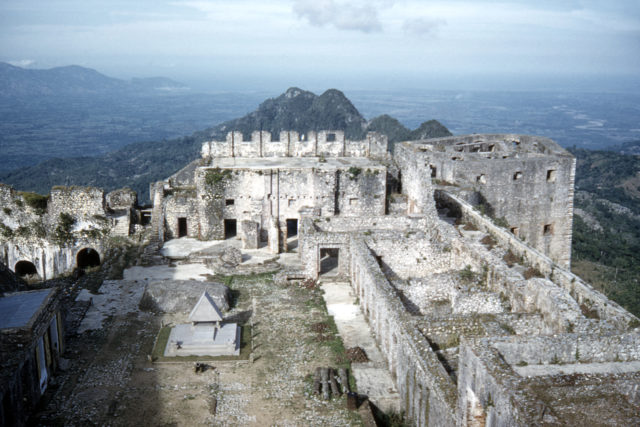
0,87,452,201
0,62,187,97
215,87,367,139
409,119,453,140
367,115,412,144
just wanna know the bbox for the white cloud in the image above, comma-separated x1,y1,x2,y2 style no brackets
292,0,394,33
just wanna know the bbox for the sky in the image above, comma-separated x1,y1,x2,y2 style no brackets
1,0,639,92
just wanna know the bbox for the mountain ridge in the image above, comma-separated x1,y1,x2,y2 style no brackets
0,86,452,201
0,62,188,97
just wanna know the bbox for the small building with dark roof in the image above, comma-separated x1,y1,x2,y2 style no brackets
0,288,64,426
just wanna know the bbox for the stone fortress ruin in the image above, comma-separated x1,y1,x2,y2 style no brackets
1,129,639,426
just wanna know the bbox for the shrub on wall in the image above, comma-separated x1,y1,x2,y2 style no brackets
53,212,76,246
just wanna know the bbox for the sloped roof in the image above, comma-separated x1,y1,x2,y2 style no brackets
0,289,54,329
189,291,223,323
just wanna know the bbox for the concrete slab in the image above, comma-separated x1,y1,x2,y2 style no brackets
123,264,214,281
164,323,240,357
161,237,223,258
321,280,401,412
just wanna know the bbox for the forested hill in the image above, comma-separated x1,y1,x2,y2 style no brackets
0,87,451,201
568,146,640,316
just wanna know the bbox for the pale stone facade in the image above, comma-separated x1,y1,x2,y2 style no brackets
154,130,388,252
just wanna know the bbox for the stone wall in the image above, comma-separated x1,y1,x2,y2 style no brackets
0,184,109,280
396,135,575,268
349,238,458,426
0,241,105,281
48,186,106,225
394,142,438,217
457,333,640,426
437,191,638,330
187,164,386,242
163,187,200,240
201,130,388,159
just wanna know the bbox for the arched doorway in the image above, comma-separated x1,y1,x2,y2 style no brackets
14,260,38,277
76,248,100,269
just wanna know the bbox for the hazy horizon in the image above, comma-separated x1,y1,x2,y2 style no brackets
2,1,639,94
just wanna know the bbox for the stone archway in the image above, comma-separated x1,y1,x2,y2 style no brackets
14,260,38,278
76,248,100,269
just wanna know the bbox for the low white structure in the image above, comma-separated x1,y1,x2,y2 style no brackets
164,291,240,357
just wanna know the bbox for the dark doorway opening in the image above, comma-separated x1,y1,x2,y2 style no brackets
286,219,299,252
319,248,340,276
14,260,37,277
77,248,100,269
286,219,298,237
224,219,237,239
178,217,188,238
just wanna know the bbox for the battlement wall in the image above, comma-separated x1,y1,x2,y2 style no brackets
201,130,388,159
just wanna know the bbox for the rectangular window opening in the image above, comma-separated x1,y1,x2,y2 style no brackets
326,133,336,142
543,224,553,236
430,165,437,178
225,199,235,206
547,170,556,182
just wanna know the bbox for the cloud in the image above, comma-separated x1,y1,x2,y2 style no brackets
402,17,445,36
8,59,36,68
292,0,391,33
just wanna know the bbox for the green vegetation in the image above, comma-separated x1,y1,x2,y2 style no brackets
53,212,76,246
347,166,362,180
18,191,48,214
568,147,640,317
204,168,232,186
459,265,476,283
0,224,13,239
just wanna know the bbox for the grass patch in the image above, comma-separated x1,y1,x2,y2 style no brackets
151,325,252,362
